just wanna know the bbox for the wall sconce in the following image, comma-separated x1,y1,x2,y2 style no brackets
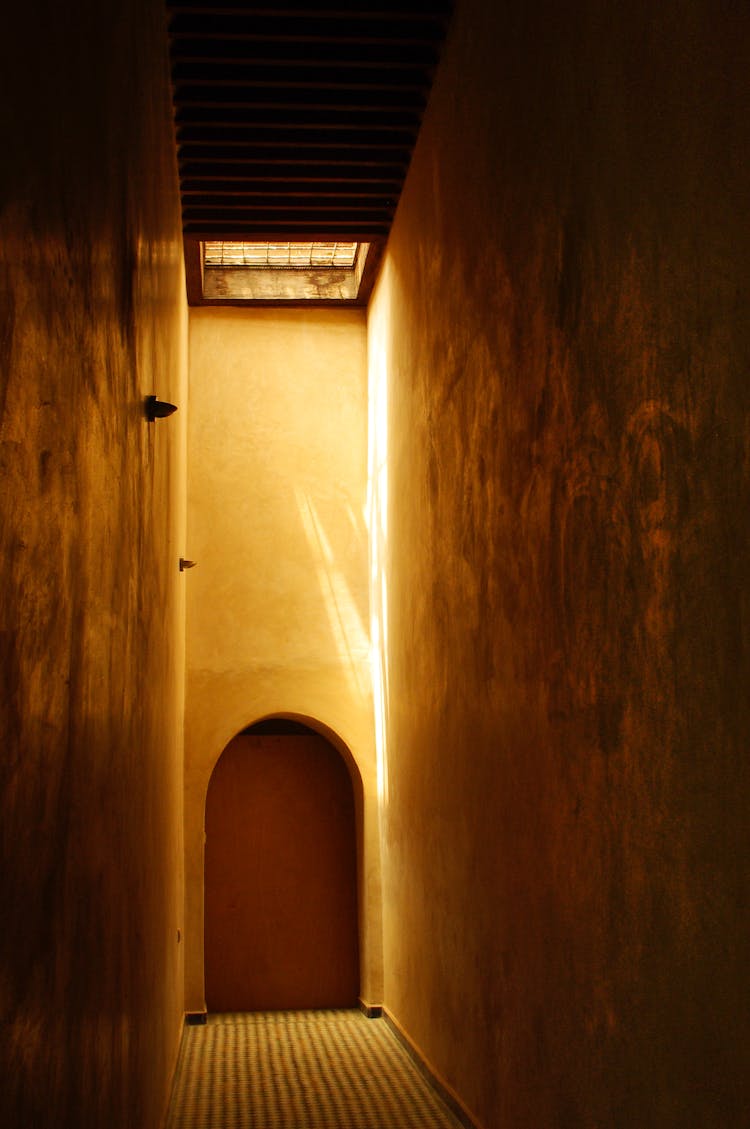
145,395,178,421
179,558,197,571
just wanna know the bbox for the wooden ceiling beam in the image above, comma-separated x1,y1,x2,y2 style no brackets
175,108,421,129
168,14,447,44
175,107,424,124
182,199,399,212
183,223,391,239
168,40,439,66
168,3,451,18
179,181,402,197
180,164,405,181
177,144,411,163
180,142,415,160
176,126,417,146
183,199,395,212
172,86,427,112
171,63,429,91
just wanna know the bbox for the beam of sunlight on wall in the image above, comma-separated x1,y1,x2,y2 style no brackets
367,310,390,806
294,487,370,698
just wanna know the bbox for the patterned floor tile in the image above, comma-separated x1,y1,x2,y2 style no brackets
166,1009,462,1129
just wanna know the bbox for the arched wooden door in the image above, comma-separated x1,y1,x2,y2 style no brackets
204,722,360,1011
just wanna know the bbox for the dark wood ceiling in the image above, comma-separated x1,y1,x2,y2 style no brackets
166,2,453,242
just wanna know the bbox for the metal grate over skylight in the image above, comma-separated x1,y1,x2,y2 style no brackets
203,241,359,270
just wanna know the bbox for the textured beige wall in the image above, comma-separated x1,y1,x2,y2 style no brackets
185,308,381,1010
0,3,187,1128
369,0,750,1126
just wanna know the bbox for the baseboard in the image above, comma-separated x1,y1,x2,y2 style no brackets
358,998,383,1019
160,1011,188,1129
382,1008,482,1129
185,1010,208,1026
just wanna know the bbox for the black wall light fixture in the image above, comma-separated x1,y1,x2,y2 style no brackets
145,395,178,421
179,558,197,571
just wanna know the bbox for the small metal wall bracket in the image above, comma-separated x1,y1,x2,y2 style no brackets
145,395,178,421
179,558,197,571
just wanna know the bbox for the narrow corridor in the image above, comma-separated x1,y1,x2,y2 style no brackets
166,1010,463,1128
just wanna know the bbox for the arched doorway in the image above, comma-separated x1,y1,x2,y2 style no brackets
204,719,360,1011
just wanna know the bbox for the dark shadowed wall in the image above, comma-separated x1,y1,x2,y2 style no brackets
368,0,750,1125
0,3,187,1128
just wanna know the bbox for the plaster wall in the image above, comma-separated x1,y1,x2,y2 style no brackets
185,308,381,1010
0,3,188,1128
369,1,750,1125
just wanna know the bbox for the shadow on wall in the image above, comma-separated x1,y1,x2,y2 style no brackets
204,716,362,1012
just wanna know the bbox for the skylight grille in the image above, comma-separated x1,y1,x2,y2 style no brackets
203,241,359,270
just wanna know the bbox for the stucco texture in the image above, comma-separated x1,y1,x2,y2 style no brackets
0,3,188,1127
369,0,750,1126
184,308,382,1010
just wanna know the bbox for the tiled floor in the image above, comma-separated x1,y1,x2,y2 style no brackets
166,1009,463,1128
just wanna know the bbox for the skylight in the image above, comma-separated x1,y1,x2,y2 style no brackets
197,240,373,302
203,242,359,271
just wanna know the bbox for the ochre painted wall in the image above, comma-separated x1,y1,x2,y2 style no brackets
205,733,359,1011
369,1,750,1126
185,308,382,1011
0,3,187,1128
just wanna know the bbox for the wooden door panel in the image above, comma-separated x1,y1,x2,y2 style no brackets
205,732,359,1010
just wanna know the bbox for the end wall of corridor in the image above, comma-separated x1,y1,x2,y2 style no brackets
184,308,382,1011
